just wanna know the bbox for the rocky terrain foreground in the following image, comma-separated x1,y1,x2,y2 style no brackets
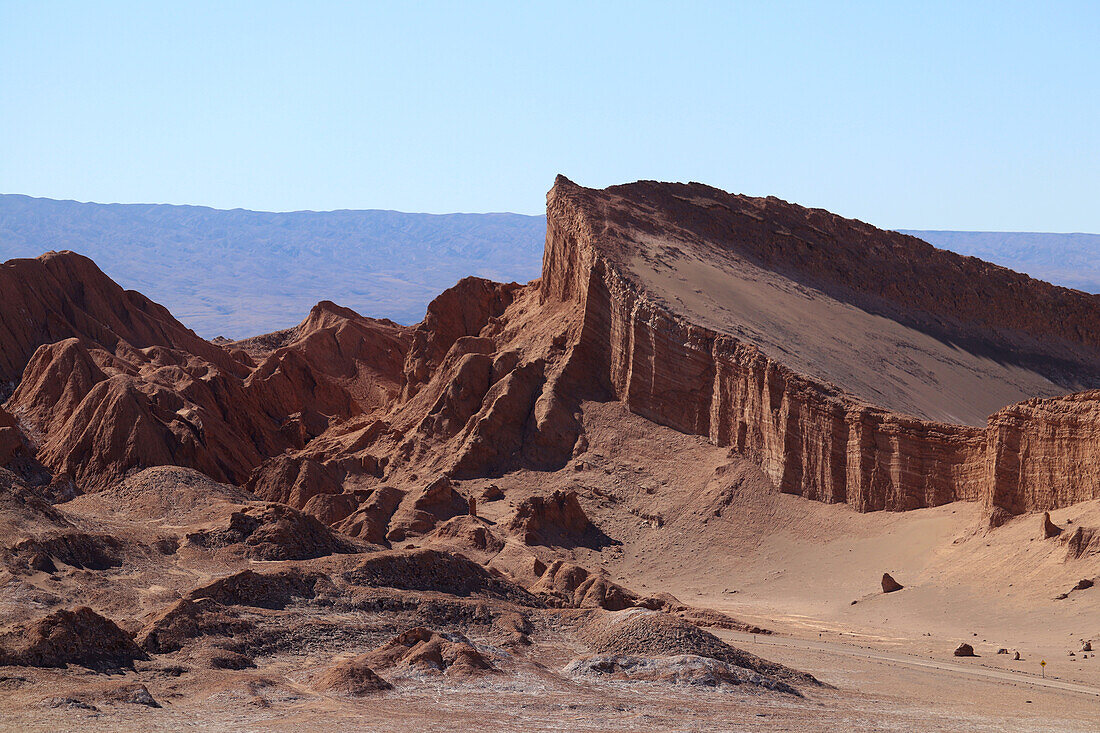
1,177,1098,731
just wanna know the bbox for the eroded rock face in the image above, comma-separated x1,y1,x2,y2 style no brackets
0,255,410,493
507,490,593,546
540,176,1100,516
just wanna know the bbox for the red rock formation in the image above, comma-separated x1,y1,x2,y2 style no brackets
1,253,410,492
7,177,1100,522
540,176,1100,515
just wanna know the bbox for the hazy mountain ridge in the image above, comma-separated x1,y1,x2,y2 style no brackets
0,194,546,338
3,194,1096,341
901,230,1100,294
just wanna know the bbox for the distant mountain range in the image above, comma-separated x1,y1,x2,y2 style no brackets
0,195,545,338
899,230,1100,295
1,194,1095,339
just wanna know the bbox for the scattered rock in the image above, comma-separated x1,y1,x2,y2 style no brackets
1014,651,1021,660
881,573,903,593
1041,511,1063,538
953,643,976,657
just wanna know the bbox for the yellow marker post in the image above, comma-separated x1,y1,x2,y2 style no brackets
1040,659,1046,678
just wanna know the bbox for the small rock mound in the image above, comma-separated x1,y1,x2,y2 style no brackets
566,653,793,692
429,515,505,561
954,643,976,657
581,610,816,687
315,658,393,695
364,627,495,678
386,477,469,541
136,598,254,654
507,490,596,546
187,568,330,609
344,548,539,604
187,502,354,560
7,532,124,574
881,572,904,593
104,683,160,708
335,486,402,545
0,607,148,671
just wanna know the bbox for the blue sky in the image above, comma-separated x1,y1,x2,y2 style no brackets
1,1,1097,231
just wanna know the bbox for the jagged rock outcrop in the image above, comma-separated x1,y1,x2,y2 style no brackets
881,573,903,593
0,255,410,492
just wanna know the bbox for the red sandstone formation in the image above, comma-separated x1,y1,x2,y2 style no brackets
5,176,1100,526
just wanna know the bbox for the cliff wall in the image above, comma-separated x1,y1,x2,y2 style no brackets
544,176,1100,514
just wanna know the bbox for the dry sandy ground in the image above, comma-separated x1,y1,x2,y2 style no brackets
1,401,1096,731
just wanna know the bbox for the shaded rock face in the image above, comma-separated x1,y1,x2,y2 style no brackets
881,573,903,593
0,607,148,671
1042,512,1063,539
507,490,601,547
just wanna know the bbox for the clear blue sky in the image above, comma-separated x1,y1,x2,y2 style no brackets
2,1,1097,231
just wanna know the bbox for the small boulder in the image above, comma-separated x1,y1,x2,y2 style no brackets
1041,511,1063,539
1013,651,1021,660
1073,578,1094,591
953,643,976,657
481,484,504,502
1084,641,1093,652
881,573,903,593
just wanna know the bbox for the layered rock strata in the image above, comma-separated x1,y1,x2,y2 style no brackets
543,176,1100,514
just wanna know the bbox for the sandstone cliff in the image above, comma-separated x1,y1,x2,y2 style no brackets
541,176,1100,514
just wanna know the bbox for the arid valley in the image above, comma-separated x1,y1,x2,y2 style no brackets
0,177,1096,731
